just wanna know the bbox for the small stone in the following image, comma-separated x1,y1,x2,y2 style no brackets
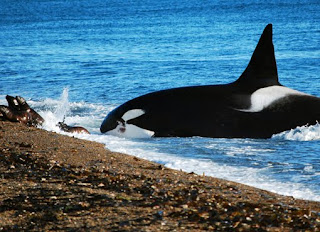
182,204,188,209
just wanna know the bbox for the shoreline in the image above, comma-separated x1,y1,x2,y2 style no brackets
0,121,319,231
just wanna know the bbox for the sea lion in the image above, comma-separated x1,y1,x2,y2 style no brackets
0,105,30,124
16,96,44,126
6,95,20,110
57,122,90,134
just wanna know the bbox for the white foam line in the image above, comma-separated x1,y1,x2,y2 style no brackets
273,123,320,141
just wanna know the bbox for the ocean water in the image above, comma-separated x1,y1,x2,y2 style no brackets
0,0,319,201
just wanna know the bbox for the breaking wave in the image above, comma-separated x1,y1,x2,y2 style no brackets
272,123,320,141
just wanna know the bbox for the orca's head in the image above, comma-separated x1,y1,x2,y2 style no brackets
100,107,123,133
100,103,145,132
100,104,154,138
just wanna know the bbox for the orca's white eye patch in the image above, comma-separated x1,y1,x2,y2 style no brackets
122,109,145,121
106,109,153,138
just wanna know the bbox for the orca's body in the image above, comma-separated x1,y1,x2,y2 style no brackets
100,24,320,138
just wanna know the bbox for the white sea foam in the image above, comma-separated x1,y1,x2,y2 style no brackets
205,143,274,157
272,123,320,141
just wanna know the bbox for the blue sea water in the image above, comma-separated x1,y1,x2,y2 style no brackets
1,0,320,201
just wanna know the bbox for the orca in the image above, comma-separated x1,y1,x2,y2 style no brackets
100,24,320,139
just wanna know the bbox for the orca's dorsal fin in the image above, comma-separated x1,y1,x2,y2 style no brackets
236,24,280,89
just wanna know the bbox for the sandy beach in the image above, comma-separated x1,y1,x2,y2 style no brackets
0,120,319,231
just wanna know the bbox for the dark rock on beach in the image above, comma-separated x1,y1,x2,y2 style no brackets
0,121,319,231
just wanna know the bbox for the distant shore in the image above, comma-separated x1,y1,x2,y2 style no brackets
0,121,319,231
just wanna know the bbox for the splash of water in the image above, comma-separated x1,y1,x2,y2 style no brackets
54,88,70,122
272,123,320,141
40,88,71,132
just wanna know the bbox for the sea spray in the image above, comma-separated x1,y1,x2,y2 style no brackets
272,123,320,141
54,87,71,122
40,87,71,132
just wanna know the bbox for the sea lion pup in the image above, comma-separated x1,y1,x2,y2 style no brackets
16,96,44,126
57,121,90,134
0,105,30,124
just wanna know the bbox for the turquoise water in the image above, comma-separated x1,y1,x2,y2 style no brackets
0,0,319,201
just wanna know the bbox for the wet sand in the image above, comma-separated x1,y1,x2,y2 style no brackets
0,121,319,231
